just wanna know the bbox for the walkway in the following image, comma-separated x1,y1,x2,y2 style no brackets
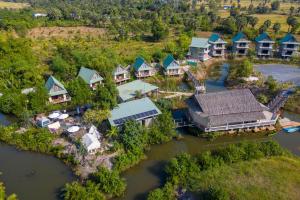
183,66,206,93
268,90,291,114
159,90,193,99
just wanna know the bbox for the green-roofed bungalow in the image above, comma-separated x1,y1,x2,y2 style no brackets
208,33,227,57
188,37,211,61
78,67,103,90
232,32,250,56
162,54,183,76
255,32,274,57
45,76,71,104
108,97,161,127
117,80,158,102
132,56,155,78
279,33,300,58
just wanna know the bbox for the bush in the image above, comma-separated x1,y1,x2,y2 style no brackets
92,167,126,197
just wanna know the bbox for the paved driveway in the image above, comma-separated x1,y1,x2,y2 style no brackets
255,64,300,86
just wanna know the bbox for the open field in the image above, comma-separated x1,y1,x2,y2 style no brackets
221,0,299,12
0,1,29,9
192,156,300,200
250,14,300,33
27,26,106,39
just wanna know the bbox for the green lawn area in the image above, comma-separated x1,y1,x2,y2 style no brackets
192,156,300,200
0,1,29,9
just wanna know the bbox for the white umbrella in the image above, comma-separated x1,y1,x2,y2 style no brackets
58,113,69,120
48,112,61,119
67,126,80,133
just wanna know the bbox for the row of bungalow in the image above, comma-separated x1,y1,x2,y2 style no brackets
189,33,299,61
45,54,182,104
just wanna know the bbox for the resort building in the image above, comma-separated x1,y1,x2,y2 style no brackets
255,32,275,58
78,67,103,90
108,97,161,127
188,37,211,61
232,32,250,56
187,89,276,132
208,33,227,57
162,54,183,76
133,56,156,78
113,65,130,84
117,80,158,102
45,76,71,104
279,33,300,58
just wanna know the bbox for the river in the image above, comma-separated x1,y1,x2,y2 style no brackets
0,114,75,200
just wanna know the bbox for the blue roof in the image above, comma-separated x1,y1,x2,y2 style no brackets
255,32,272,42
190,37,210,48
279,33,298,44
108,97,161,126
45,76,68,96
78,67,103,84
209,33,220,42
232,32,248,42
133,56,152,71
163,54,179,70
117,80,158,102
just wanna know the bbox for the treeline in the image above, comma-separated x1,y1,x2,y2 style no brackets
147,141,287,200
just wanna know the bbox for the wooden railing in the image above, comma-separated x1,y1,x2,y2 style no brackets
204,118,278,132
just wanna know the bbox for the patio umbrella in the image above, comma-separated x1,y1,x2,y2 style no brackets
48,112,61,119
58,113,69,120
67,126,80,133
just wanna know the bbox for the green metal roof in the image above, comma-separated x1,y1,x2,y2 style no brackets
209,33,220,42
163,54,179,70
255,32,272,42
117,80,158,102
45,76,68,96
279,33,298,44
232,32,248,42
133,56,152,71
190,37,210,48
108,97,161,126
78,67,103,84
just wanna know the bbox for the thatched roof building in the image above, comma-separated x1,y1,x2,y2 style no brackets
187,89,275,132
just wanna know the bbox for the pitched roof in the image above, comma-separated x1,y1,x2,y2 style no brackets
117,80,158,101
82,133,101,151
195,89,264,115
279,33,299,44
113,65,130,76
232,32,249,42
190,37,210,48
191,89,267,126
163,54,180,69
255,32,273,42
108,97,161,126
133,56,152,71
78,67,103,84
45,76,68,96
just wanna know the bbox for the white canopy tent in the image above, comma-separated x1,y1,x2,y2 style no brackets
48,111,61,119
67,126,80,133
58,113,69,120
81,133,101,154
88,125,101,139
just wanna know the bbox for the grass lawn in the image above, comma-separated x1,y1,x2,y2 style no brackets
250,14,300,33
192,156,300,200
0,1,29,9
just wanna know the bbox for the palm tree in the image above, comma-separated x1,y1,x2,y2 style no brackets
107,126,119,139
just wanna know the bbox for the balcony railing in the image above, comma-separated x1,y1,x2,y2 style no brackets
204,119,277,132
